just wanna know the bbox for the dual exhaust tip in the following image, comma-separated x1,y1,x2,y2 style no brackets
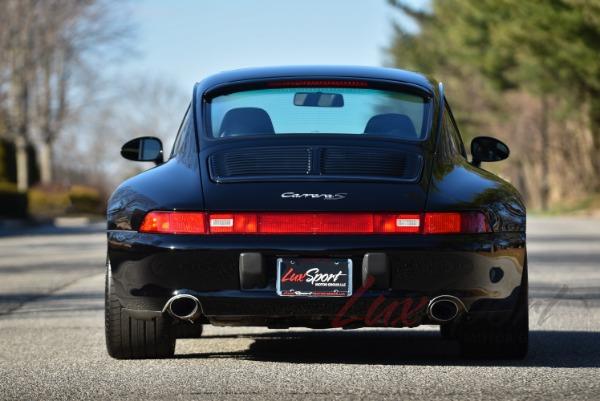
163,294,201,322
164,293,464,324
426,295,465,323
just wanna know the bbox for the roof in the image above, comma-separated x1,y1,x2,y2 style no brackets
195,65,436,94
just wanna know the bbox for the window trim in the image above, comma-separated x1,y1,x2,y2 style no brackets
169,103,191,159
443,97,467,158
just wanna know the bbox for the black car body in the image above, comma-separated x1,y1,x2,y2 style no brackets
106,66,528,359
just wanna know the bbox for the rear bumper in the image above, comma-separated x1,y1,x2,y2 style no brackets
107,230,526,327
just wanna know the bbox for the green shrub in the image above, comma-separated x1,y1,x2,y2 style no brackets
26,185,104,218
0,181,17,192
68,185,102,215
28,186,71,218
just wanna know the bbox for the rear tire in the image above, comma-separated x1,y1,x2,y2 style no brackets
105,266,176,359
458,261,529,359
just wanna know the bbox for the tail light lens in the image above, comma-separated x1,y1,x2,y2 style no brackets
206,213,422,234
374,214,421,233
139,211,490,235
423,212,461,234
209,213,258,233
423,212,490,234
139,211,207,234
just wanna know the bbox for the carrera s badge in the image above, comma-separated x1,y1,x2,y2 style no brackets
281,192,347,200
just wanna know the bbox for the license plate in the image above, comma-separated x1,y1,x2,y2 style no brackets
276,258,353,297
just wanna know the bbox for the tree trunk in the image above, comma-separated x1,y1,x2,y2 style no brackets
15,136,28,192
12,78,30,191
539,96,551,211
8,0,33,192
39,141,53,185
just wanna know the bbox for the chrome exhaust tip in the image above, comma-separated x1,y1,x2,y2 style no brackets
427,295,465,323
163,294,201,322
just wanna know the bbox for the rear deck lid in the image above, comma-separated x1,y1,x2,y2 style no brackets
199,138,429,212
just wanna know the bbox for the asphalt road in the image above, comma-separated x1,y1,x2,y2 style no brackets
0,217,599,400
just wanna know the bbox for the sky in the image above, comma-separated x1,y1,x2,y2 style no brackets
88,0,426,168
124,0,424,92
65,1,428,186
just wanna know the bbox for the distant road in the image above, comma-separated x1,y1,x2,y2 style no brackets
0,217,599,401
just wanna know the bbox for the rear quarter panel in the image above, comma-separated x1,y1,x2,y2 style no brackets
107,156,204,231
426,155,526,233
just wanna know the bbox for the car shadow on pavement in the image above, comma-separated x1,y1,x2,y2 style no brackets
177,329,600,368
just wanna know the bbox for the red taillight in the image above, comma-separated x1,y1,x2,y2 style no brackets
460,212,491,233
138,211,490,235
139,211,207,234
255,213,374,234
423,212,490,234
208,213,420,234
423,212,461,234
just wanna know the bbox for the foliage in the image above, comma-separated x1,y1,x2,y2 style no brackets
68,185,103,215
389,0,600,95
0,181,18,192
388,0,600,209
27,184,104,218
27,186,71,218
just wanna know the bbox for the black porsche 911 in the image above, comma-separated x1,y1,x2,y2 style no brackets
106,66,528,360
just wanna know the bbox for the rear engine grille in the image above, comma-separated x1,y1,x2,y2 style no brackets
209,147,311,181
208,146,422,182
320,147,409,177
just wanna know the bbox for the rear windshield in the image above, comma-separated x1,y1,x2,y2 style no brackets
207,87,430,140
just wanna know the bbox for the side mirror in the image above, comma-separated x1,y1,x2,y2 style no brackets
121,136,164,165
471,136,509,167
